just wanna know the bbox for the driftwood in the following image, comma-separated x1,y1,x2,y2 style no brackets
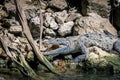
14,0,57,74
37,0,44,49
0,35,41,80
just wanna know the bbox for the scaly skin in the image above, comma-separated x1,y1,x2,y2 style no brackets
43,32,119,62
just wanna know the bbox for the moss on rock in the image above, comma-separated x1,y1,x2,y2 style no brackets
84,46,120,73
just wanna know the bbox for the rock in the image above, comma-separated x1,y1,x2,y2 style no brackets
9,25,22,34
5,2,16,12
25,0,33,3
4,2,16,16
52,60,66,71
25,8,37,20
69,63,77,70
44,13,51,27
39,1,48,10
28,15,41,38
7,33,16,41
64,55,73,60
58,21,74,36
3,19,20,28
44,13,58,30
53,10,68,24
11,43,18,47
19,37,28,44
44,28,56,37
65,13,81,22
88,0,110,18
73,13,117,36
67,0,89,16
85,46,120,73
0,58,6,68
20,48,26,53
44,36,53,40
0,10,8,19
13,38,20,43
48,0,67,10
30,16,40,26
0,77,5,80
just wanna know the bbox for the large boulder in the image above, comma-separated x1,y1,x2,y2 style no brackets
48,0,68,10
85,46,120,73
88,0,110,18
73,13,117,36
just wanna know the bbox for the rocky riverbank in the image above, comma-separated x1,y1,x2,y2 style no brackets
0,0,120,79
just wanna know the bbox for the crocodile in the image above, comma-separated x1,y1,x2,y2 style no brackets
42,32,120,62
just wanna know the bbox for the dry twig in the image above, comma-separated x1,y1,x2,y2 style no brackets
37,0,43,50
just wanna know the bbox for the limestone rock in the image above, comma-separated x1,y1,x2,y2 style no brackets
58,21,74,36
0,77,5,80
0,10,8,19
44,28,56,37
5,2,16,12
25,8,38,20
88,0,110,18
53,10,68,24
19,37,28,44
40,1,48,10
85,46,120,73
0,58,6,68
9,25,22,34
44,13,58,30
3,19,20,28
30,16,40,26
73,13,117,36
65,13,81,22
48,0,67,10
4,2,16,16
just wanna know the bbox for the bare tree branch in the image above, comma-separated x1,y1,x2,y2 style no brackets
14,0,57,73
0,36,41,80
37,0,43,49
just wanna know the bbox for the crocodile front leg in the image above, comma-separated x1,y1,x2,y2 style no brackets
73,42,89,62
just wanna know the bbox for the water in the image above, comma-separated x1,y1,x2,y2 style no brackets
0,71,120,80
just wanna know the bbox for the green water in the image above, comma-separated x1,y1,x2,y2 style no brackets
0,72,120,80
